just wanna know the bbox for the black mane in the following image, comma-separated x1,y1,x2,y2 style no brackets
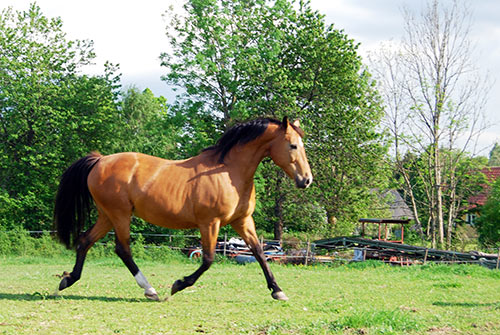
204,118,282,163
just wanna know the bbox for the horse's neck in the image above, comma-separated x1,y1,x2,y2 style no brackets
224,127,278,183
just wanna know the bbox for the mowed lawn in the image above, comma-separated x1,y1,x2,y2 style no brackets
0,256,499,335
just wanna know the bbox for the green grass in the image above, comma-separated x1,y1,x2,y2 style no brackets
0,255,499,335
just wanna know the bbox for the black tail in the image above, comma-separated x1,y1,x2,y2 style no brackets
54,152,102,249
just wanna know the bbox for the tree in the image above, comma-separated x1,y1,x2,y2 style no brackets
117,87,181,158
488,143,500,166
0,5,121,230
476,177,500,247
370,0,490,248
161,0,388,239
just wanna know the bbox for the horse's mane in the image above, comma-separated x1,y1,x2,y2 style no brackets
204,117,282,163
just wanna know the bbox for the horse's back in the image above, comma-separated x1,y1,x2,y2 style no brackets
87,153,170,216
88,152,167,187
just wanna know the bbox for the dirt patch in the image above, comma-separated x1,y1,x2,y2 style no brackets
427,326,459,335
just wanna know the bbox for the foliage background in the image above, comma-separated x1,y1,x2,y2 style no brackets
1,1,497,248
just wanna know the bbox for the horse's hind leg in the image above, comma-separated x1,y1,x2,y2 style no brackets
57,213,112,293
113,220,159,301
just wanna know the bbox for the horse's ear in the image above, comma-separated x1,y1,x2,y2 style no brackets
281,116,290,131
291,119,305,137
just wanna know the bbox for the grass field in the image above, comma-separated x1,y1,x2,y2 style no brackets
0,254,499,335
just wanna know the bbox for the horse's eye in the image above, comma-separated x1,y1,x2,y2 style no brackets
290,144,297,150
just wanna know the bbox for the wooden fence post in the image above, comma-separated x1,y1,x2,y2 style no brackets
496,247,500,270
423,248,428,265
223,233,227,257
305,241,311,266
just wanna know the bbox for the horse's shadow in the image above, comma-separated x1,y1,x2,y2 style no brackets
0,292,157,303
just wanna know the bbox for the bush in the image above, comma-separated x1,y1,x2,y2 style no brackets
0,191,21,231
0,230,13,255
0,230,69,257
476,177,500,247
0,230,187,262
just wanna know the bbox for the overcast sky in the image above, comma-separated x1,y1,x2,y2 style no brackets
3,0,499,153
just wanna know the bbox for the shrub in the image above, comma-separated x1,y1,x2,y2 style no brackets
476,177,500,247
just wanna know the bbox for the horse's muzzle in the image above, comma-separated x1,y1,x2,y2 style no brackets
295,175,313,189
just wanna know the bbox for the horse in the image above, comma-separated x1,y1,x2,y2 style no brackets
53,116,312,301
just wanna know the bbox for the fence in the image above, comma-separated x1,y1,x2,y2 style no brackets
4,230,500,269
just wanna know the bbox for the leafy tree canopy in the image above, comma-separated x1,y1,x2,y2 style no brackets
0,5,121,230
161,0,389,237
488,143,500,166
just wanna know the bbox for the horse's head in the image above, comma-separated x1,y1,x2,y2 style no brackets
270,117,313,189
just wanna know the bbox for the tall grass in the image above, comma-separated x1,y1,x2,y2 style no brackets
0,230,188,264
0,230,69,257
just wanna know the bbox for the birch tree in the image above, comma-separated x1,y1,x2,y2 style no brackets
371,0,490,248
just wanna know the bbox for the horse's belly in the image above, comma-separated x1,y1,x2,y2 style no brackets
132,186,247,229
133,191,197,229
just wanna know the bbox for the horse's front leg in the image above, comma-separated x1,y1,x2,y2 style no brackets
171,220,220,296
231,216,288,301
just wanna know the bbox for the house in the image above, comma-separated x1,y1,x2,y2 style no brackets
380,189,415,220
465,166,500,225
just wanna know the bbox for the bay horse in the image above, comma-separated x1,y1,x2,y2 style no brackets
54,117,312,301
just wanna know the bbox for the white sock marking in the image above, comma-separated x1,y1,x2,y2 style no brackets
134,271,157,295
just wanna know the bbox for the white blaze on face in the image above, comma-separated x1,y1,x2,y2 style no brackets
298,136,304,148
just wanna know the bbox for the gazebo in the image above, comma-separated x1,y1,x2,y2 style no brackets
358,218,411,244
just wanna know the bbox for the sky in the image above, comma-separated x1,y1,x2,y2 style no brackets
2,0,499,154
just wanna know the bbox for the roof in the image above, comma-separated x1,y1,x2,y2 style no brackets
384,189,415,220
467,166,500,208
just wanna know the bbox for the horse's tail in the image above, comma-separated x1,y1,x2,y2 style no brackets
54,152,102,249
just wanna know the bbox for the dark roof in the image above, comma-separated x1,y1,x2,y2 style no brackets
384,189,415,220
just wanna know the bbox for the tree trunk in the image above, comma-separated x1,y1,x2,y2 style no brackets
446,202,455,249
401,169,425,241
273,217,283,242
446,176,457,249
430,210,437,249
433,125,445,248
435,167,445,248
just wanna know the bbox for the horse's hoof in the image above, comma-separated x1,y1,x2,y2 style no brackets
171,279,183,295
58,277,69,291
58,271,73,291
272,291,289,301
145,292,160,301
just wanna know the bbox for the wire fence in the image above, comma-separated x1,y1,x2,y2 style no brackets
4,230,500,269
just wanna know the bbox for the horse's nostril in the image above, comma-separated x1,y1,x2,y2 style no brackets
305,178,311,186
